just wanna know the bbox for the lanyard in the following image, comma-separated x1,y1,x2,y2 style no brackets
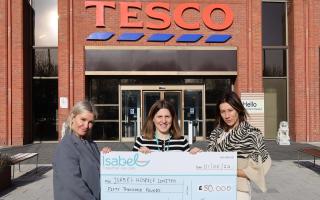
155,135,171,152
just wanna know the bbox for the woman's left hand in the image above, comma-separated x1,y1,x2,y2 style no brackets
189,147,203,154
101,146,112,154
237,169,248,179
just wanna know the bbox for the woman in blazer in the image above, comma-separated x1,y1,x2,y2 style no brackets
53,100,111,200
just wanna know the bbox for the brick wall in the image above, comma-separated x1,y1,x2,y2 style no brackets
64,0,320,141
0,0,8,145
57,0,263,134
0,0,31,146
2,0,320,145
288,0,320,142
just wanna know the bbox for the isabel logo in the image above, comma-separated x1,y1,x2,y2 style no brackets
102,153,151,167
85,1,233,43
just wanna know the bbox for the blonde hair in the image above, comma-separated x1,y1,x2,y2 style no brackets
62,100,98,137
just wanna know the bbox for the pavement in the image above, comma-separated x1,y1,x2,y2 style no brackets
0,140,320,200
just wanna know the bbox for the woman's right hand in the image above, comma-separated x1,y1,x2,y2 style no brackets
189,147,203,154
101,146,112,154
138,146,151,154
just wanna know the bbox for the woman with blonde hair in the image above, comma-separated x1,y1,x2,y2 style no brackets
53,100,110,200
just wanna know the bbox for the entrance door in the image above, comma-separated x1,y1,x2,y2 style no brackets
120,85,204,142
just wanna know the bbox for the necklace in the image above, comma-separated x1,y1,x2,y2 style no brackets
155,134,171,151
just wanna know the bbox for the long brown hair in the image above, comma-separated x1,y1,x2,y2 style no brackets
142,99,181,139
216,92,248,131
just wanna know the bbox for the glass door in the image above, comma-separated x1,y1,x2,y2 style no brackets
183,90,202,141
143,91,161,120
121,90,141,140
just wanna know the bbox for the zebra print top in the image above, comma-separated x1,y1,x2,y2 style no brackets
132,135,190,152
207,121,270,163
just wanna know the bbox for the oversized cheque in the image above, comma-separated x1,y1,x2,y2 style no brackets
101,151,237,200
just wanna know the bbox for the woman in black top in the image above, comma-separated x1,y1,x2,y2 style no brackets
133,99,199,153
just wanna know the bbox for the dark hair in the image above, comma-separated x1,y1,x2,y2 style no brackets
215,91,248,131
142,99,181,139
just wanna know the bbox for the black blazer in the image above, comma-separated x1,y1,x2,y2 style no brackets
53,132,100,200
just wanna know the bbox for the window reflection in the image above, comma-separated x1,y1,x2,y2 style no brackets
205,79,231,103
92,122,119,140
34,48,58,77
263,79,287,139
263,49,286,77
89,78,119,104
32,0,58,47
262,2,286,46
96,106,119,120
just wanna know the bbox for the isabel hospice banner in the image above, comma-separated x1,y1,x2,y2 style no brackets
100,152,237,200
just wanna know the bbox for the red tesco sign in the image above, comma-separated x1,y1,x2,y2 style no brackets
85,1,234,31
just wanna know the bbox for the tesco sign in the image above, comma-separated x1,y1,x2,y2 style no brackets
85,1,234,31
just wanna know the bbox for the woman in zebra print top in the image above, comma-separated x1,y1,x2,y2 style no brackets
207,92,271,200
132,99,198,153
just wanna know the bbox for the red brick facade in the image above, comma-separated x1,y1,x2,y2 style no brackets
288,0,320,141
1,0,320,145
0,0,32,146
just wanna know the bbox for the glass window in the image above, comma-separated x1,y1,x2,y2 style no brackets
33,48,58,77
89,78,119,104
32,0,58,47
262,2,288,140
32,47,58,141
183,121,203,137
262,2,286,46
92,122,119,140
205,79,231,103
86,49,237,72
263,49,287,77
32,79,58,140
206,105,217,119
206,121,215,138
264,78,287,139
88,77,120,140
96,106,119,120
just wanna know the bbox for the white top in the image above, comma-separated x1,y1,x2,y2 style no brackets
217,130,231,144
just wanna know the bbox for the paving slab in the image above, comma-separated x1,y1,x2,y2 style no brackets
1,141,320,200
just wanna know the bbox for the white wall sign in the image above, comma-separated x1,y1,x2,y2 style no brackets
59,97,68,108
242,99,264,113
241,93,265,135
